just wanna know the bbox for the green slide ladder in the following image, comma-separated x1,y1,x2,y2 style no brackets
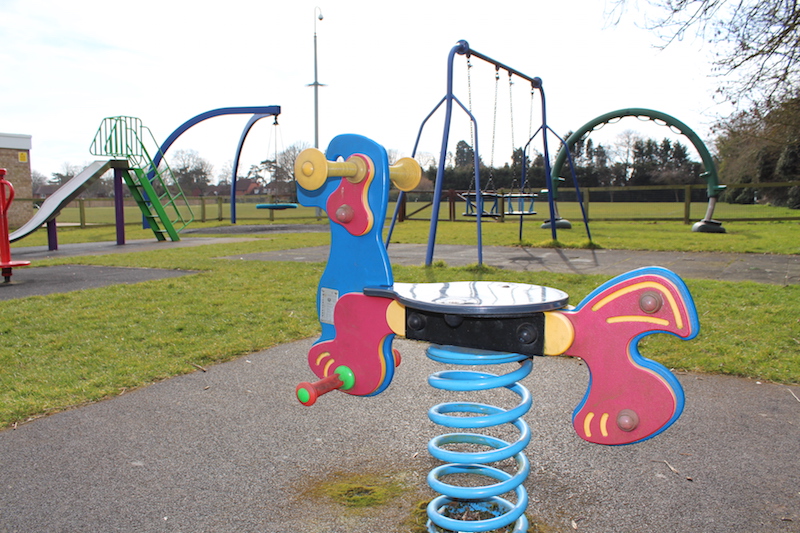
90,116,194,241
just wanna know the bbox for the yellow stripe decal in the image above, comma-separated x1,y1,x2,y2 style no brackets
584,412,595,438
315,351,331,366
600,413,609,437
607,316,670,326
357,155,375,235
591,281,683,329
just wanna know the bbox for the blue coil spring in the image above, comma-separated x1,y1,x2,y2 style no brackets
425,345,532,533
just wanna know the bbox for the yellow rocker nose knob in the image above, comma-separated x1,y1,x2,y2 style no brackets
295,148,330,191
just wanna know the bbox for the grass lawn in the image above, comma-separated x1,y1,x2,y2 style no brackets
387,218,800,254
16,215,799,255
2,218,799,428
25,198,800,254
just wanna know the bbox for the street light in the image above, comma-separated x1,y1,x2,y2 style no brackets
310,7,325,149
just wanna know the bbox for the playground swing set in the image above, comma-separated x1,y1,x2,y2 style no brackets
386,40,593,267
252,117,300,215
293,40,700,533
459,63,539,222
550,108,728,234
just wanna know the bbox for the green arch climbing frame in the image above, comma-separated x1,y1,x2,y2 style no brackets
550,108,726,232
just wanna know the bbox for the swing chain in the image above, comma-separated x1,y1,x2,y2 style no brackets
528,87,535,141
508,72,516,165
490,67,500,170
466,56,476,168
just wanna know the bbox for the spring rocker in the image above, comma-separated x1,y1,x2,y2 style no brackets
294,134,700,532
0,169,31,283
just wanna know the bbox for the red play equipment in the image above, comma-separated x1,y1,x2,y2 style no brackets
0,169,31,282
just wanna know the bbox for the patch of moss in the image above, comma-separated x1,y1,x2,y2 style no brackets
305,471,408,509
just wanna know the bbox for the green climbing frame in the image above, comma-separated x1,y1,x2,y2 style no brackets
90,116,194,241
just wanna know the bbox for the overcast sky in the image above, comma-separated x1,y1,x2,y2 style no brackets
1,0,728,182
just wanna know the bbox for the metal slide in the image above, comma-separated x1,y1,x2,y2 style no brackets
9,160,114,242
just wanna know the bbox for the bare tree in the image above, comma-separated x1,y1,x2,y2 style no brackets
31,169,49,188
610,0,800,105
279,142,311,180
217,161,233,186
170,149,213,195
610,129,642,182
50,162,82,185
415,151,438,170
385,149,401,166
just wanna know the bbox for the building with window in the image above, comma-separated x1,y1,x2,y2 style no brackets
0,133,33,227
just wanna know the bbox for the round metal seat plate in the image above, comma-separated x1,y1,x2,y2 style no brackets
368,281,569,316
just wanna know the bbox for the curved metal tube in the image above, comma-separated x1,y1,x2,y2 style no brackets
152,106,281,169
230,114,274,223
551,108,724,200
146,106,281,224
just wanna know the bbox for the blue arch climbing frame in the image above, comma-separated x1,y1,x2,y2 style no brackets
150,106,282,224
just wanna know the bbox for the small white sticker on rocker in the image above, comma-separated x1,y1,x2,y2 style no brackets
320,287,339,325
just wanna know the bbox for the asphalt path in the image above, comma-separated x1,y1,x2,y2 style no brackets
236,243,800,285
1,339,798,532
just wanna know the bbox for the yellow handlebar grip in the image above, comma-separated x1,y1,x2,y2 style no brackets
389,157,422,192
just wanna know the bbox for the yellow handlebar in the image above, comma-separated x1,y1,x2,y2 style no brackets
295,148,421,192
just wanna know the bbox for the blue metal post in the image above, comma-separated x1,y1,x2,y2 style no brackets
387,96,446,248
230,114,272,224
426,40,484,266
538,85,558,242
152,106,281,170
427,41,471,266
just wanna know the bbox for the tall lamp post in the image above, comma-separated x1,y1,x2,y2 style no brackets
310,7,324,149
